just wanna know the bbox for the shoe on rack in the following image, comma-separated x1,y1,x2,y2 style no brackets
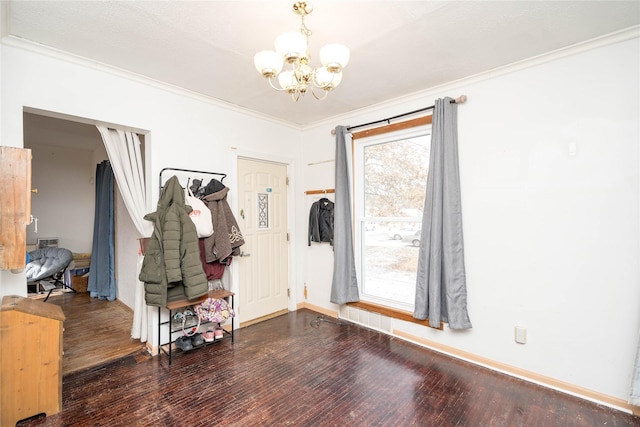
214,327,224,340
203,329,215,342
191,333,204,347
175,336,193,351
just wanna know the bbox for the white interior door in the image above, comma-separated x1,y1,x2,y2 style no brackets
237,158,288,325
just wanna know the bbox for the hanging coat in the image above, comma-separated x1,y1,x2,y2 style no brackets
202,185,245,263
309,198,334,245
139,175,208,306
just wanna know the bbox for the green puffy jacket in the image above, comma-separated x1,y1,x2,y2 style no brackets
139,175,208,306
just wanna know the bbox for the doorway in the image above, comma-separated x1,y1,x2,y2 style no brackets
237,158,289,326
22,111,145,370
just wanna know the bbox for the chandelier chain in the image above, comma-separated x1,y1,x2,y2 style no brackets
300,15,312,38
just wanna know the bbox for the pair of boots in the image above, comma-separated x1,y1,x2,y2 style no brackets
175,333,204,351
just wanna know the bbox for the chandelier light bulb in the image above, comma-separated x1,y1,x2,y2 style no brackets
278,70,297,92
275,32,308,63
315,67,342,90
254,50,284,77
255,2,349,101
320,43,350,72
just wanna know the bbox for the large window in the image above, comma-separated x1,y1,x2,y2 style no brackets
354,127,431,310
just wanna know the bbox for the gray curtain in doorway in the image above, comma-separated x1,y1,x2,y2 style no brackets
414,98,471,330
330,125,360,304
88,160,116,301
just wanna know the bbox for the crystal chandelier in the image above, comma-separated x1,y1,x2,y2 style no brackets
254,2,350,102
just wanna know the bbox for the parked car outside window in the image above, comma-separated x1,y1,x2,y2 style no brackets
402,230,421,247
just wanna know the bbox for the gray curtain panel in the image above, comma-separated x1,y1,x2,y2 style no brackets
88,160,117,301
414,98,472,329
330,126,360,304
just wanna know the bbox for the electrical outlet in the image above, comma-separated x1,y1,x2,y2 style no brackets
515,326,527,344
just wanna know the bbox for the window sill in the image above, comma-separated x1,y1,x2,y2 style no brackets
346,301,443,330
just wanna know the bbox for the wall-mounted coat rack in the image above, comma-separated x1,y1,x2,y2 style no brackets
159,167,227,191
304,189,335,195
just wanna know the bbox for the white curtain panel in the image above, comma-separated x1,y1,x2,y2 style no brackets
96,126,151,236
96,126,152,342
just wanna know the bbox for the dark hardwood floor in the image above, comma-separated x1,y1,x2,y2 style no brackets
16,308,639,427
42,291,147,375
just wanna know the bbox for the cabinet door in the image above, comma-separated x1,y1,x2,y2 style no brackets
0,147,32,270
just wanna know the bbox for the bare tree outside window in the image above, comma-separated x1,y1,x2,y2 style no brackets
356,130,431,309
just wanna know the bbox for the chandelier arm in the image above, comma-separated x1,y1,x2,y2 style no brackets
309,85,329,101
267,76,289,92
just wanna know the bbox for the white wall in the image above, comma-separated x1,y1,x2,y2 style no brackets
300,36,640,403
25,141,96,253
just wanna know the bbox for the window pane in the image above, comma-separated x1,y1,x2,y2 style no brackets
258,193,269,229
359,132,430,309
363,137,430,218
362,221,421,306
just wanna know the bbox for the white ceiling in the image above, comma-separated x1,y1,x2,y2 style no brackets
23,111,102,151
5,1,640,128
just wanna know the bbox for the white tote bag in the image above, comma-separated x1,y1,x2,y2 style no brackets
185,188,214,238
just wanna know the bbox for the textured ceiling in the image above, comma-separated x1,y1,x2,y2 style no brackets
5,1,640,127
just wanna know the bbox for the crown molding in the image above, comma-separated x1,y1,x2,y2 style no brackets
3,24,638,134
1,35,303,131
304,25,640,131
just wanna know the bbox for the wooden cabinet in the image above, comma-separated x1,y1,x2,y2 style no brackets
1,295,65,426
0,147,32,270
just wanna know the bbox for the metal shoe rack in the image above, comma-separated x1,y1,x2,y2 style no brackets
158,289,235,365
155,167,234,365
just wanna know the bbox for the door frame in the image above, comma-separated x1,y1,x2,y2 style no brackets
230,148,297,317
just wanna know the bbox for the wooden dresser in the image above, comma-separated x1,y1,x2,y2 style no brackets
1,295,65,426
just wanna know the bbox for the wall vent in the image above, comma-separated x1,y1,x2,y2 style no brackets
339,305,392,334
36,237,59,249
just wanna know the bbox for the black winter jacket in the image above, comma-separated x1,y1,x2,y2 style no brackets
308,198,334,246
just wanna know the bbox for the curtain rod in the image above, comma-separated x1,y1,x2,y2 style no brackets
331,95,467,135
